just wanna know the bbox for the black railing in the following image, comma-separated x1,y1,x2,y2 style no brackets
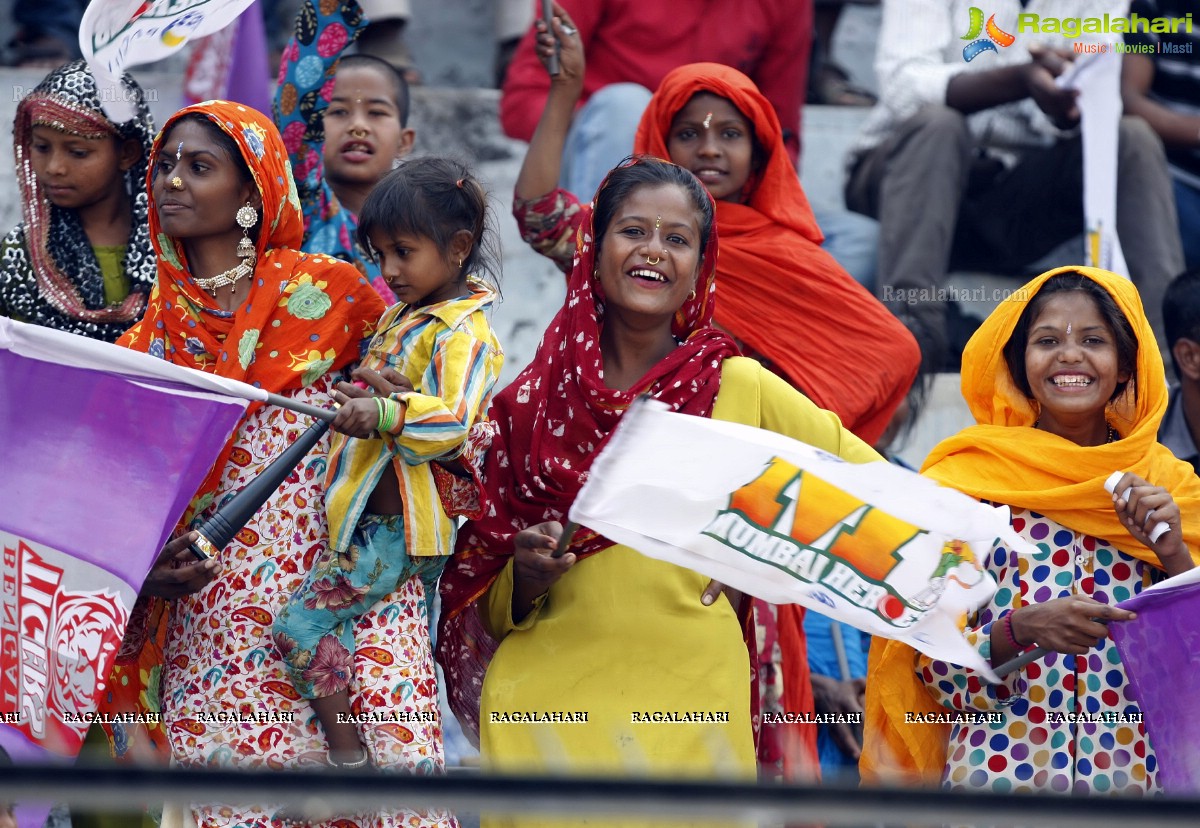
0,764,1197,827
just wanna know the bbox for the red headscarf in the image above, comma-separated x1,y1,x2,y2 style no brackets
118,101,386,510
635,63,920,445
437,158,739,737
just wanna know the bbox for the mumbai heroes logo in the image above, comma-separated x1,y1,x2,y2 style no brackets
961,7,1015,62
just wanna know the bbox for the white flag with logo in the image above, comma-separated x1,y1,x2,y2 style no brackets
569,398,1038,683
80,0,258,121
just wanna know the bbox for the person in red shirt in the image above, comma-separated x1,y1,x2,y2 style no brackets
501,0,812,193
501,0,881,294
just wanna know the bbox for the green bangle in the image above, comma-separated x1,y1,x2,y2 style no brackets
376,396,400,434
374,396,389,433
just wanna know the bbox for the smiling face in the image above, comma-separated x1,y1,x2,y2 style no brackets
595,183,703,325
28,125,134,211
321,65,414,191
665,93,756,203
152,119,258,243
1022,291,1131,437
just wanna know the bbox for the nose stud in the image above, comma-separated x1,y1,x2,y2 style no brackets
170,176,184,191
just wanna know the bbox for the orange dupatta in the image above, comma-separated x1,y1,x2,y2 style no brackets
861,266,1200,786
635,63,920,445
118,101,386,514
100,102,385,765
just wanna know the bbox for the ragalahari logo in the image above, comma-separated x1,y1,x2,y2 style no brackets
962,7,1016,61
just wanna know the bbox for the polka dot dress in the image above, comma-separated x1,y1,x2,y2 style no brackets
918,508,1159,795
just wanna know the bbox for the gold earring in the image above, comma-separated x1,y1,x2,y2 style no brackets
688,289,697,301
235,203,258,261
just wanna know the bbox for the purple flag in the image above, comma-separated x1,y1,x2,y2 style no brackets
1111,572,1200,794
0,318,247,779
183,3,272,116
228,2,273,116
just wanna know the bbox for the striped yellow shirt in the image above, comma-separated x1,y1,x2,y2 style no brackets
325,280,503,555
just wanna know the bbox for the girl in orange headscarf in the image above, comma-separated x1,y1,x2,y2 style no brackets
862,267,1200,795
511,7,919,781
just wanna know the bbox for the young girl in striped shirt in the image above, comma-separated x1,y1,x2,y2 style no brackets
274,156,504,769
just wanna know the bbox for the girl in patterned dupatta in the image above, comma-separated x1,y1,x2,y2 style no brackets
437,157,879,828
863,267,1200,795
1,60,155,342
112,102,450,828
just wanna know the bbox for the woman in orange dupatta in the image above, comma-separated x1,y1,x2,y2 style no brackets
862,266,1200,794
632,62,919,445
104,102,450,827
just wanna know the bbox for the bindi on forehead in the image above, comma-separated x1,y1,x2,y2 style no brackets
330,93,394,107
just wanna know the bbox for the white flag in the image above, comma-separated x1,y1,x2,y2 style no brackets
1056,50,1129,277
569,398,1042,682
79,0,257,122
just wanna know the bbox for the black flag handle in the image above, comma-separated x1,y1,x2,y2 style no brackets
188,418,332,560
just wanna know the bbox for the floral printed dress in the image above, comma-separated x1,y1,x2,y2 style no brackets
918,507,1159,795
161,379,454,828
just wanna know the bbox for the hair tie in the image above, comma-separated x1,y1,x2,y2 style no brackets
456,177,466,189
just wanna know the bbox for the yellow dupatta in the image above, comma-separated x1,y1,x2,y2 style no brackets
861,266,1200,786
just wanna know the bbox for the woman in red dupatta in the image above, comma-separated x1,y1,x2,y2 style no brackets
509,17,901,783
110,102,451,828
438,157,879,826
635,62,919,781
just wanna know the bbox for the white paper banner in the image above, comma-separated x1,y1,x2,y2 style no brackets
569,399,1045,682
79,0,257,122
1057,50,1129,278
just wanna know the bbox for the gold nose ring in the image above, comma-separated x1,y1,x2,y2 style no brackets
646,255,661,266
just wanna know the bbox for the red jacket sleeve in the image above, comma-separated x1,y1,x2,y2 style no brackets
751,0,812,165
500,0,604,141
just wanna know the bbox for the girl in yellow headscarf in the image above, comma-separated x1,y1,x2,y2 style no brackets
862,267,1200,795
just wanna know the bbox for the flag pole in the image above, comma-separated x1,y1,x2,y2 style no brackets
188,395,342,559
189,418,332,559
264,391,337,422
551,521,579,558
994,616,1111,677
992,646,1046,677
